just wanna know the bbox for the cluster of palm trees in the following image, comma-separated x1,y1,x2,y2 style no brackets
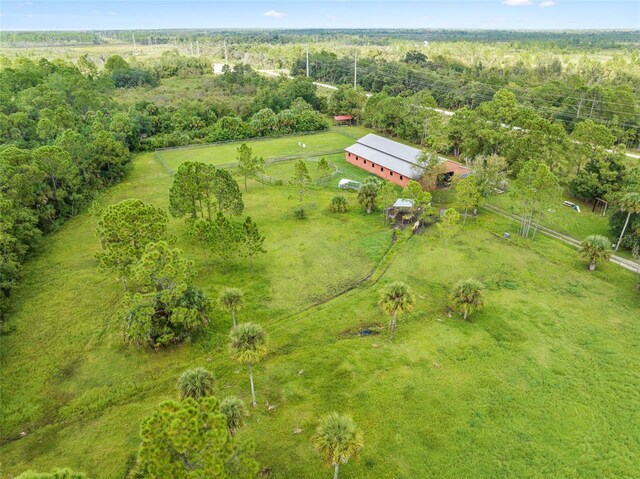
216,286,360,479
211,279,486,478
379,279,486,340
176,367,249,437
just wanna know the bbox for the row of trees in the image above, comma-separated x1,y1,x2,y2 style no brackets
95,153,267,347
127,95,328,150
0,57,132,318
294,49,639,147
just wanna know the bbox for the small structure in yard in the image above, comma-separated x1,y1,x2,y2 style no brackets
563,200,581,213
338,178,361,190
386,198,419,225
344,133,469,187
593,197,608,216
333,115,353,125
392,198,415,210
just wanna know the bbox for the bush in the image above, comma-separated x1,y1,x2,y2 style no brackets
294,206,306,220
328,195,349,213
121,286,211,348
111,68,158,88
177,367,215,400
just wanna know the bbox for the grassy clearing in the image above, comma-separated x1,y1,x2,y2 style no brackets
157,126,368,171
486,191,611,240
113,74,231,106
1,132,639,478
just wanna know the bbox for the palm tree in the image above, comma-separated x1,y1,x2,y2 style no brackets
311,413,364,479
218,287,245,331
176,367,214,400
615,192,640,251
378,281,415,340
580,234,612,271
220,396,248,437
229,322,267,408
450,279,485,320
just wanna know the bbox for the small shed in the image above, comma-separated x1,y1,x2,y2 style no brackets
392,198,415,210
386,198,419,225
338,178,361,190
334,115,354,125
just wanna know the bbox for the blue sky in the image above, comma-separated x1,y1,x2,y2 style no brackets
1,1,638,31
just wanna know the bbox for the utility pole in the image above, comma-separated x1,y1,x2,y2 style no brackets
132,33,136,47
354,51,357,89
196,40,200,56
224,40,229,64
306,44,309,77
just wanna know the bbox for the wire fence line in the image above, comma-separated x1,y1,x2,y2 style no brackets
254,151,344,185
153,151,174,175
154,146,346,184
151,126,359,176
153,128,332,154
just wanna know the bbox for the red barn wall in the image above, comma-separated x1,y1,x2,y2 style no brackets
345,152,411,187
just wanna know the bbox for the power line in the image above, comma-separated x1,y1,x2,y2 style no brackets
304,57,639,116
310,61,640,129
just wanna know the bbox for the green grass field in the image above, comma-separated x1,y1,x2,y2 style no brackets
157,127,368,171
1,131,639,478
486,191,612,240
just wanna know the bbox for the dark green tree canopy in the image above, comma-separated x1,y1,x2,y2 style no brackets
96,199,169,285
135,397,259,478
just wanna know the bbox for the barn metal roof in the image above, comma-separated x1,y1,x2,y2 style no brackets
344,134,469,180
344,143,422,179
345,134,425,179
358,134,423,163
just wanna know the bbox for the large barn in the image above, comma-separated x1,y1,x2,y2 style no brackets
344,133,469,187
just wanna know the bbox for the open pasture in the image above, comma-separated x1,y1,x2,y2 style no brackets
157,127,368,171
1,131,639,479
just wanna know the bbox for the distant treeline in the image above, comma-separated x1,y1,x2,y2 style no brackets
4,29,639,49
95,29,640,48
293,50,640,147
0,31,104,46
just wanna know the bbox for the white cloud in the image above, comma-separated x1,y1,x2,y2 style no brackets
502,0,532,5
263,10,285,18
539,1,556,7
92,10,118,16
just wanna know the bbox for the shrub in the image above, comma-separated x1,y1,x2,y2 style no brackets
177,367,215,400
121,286,211,348
579,234,612,271
328,195,349,213
294,206,306,219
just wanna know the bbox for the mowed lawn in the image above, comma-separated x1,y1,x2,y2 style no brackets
486,191,612,240
1,132,640,479
158,127,369,171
